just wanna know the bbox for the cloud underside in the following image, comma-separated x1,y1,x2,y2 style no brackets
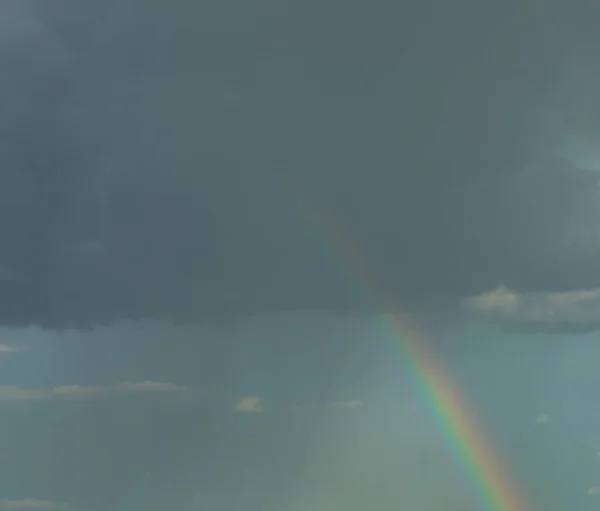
0,380,187,401
463,285,600,332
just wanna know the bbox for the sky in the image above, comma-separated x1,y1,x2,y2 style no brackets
2,0,600,509
1,0,600,328
0,318,599,511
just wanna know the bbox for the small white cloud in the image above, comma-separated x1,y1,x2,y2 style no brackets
535,414,549,424
464,286,520,316
0,499,67,510
332,400,363,409
0,345,20,354
114,381,188,393
234,396,264,413
0,387,44,401
588,486,600,496
463,285,600,328
0,381,188,402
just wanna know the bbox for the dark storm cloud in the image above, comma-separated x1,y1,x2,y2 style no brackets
2,0,600,328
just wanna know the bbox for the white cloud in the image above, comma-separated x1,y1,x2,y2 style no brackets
464,286,520,316
0,381,188,401
535,414,549,424
0,499,67,510
0,344,20,354
588,486,600,496
0,387,44,401
234,395,264,413
114,381,188,393
332,400,363,409
462,285,600,328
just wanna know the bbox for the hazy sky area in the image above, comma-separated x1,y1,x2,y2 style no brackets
2,0,600,509
0,320,599,511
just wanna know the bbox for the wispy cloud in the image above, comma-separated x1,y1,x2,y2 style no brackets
234,395,264,413
114,381,187,393
0,344,21,354
0,387,44,401
0,381,188,402
462,285,600,331
0,499,67,510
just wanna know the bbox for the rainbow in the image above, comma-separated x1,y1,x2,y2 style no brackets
293,191,528,511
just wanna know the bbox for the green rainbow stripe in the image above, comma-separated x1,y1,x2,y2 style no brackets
295,194,527,511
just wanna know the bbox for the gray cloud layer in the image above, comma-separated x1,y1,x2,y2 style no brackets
2,0,600,328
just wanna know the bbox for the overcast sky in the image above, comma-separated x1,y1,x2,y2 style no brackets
2,0,600,509
0,0,600,329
